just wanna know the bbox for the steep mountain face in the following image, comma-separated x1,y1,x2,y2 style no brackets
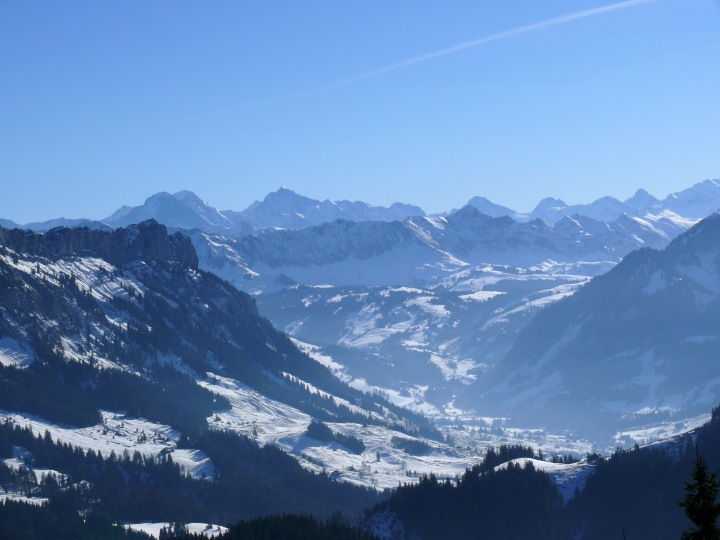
235,187,425,230
189,219,463,293
0,221,198,268
473,213,720,437
0,221,322,393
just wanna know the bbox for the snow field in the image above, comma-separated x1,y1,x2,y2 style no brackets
198,374,477,490
126,522,227,538
0,337,33,368
0,411,214,480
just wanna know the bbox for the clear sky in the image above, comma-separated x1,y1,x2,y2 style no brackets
1,0,719,223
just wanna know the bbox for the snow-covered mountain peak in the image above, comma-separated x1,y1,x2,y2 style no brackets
534,197,568,212
262,186,316,206
624,188,660,211
173,189,208,206
664,179,720,218
466,196,516,218
103,190,236,232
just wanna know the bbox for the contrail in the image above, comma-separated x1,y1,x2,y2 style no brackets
174,0,660,123
342,0,661,84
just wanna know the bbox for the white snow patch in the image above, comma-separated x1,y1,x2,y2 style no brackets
0,338,33,367
643,270,667,296
126,523,227,538
459,290,505,302
614,413,711,446
404,296,450,318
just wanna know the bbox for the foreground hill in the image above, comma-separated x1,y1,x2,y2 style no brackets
0,220,388,427
0,221,468,530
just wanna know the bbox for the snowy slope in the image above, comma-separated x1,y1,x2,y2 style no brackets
257,267,591,418
0,411,215,480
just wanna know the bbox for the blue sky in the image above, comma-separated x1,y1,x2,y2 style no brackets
1,0,718,223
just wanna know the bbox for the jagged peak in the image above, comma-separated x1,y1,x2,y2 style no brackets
633,188,653,198
624,188,660,208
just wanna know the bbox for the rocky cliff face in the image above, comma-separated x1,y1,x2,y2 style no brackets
0,219,198,268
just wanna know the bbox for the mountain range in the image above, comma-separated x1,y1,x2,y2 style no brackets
7,178,719,235
102,188,424,235
472,213,720,438
468,180,720,224
2,179,717,437
2,180,720,538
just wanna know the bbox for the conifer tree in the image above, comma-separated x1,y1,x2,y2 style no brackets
679,448,720,539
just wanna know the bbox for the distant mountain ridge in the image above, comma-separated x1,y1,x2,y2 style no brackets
466,179,720,224
7,178,718,235
235,187,425,230
103,187,425,235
